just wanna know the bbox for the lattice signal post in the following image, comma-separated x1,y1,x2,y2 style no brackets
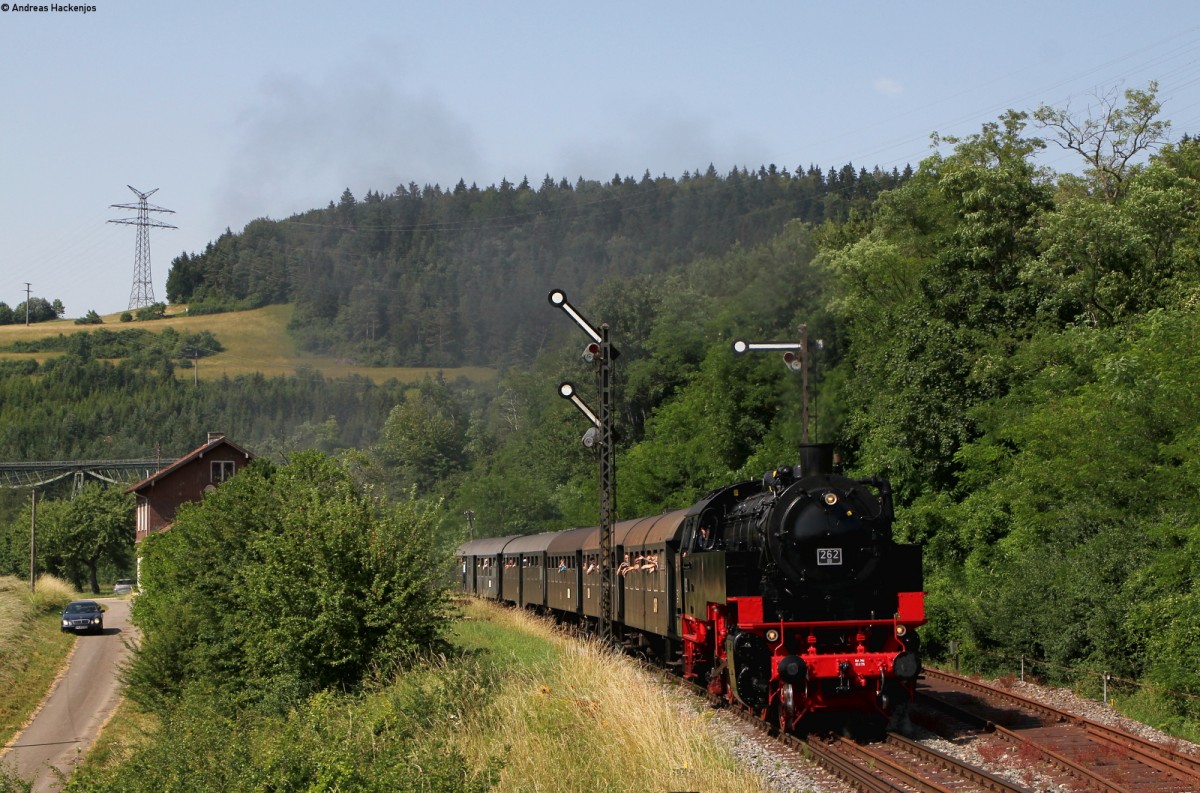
732,324,819,443
549,289,617,642
109,186,177,310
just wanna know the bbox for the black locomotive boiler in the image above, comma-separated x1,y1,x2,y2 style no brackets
456,444,925,732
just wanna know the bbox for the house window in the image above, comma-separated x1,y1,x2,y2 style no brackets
211,461,235,483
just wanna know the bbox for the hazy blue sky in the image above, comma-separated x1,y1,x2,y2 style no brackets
3,1,1199,315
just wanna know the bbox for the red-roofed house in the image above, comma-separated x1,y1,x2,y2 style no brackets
126,433,254,542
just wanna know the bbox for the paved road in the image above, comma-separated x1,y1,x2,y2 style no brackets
1,598,135,792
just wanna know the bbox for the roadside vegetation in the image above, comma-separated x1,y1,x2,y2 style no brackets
124,452,452,710
61,451,469,791
0,575,76,749
47,447,767,792
68,599,768,793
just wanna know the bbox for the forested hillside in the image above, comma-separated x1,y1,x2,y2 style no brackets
0,353,409,463
166,163,907,367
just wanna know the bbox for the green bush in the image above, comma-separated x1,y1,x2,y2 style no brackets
125,451,452,712
135,303,166,321
1117,687,1200,743
184,295,268,316
67,661,500,793
0,359,37,376
74,310,103,325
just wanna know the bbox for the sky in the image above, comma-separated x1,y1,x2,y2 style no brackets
3,1,1199,317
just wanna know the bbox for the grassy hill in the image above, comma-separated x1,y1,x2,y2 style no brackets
0,305,496,385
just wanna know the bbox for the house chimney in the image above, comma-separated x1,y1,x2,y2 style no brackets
207,432,226,445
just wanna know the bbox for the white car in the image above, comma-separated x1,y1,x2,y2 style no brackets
113,578,134,595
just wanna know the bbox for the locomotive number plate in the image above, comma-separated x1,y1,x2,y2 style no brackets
817,548,843,566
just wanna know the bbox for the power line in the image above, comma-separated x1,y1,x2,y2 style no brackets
109,186,177,311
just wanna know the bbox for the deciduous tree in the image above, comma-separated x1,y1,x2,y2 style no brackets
127,452,452,711
1034,82,1169,201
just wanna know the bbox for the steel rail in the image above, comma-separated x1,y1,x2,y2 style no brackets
922,667,1200,792
918,682,1138,793
884,733,1029,793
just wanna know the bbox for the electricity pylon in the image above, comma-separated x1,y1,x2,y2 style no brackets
109,186,177,310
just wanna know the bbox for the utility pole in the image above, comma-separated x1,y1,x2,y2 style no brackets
24,283,31,326
185,345,199,385
30,489,36,593
464,509,475,541
550,289,618,643
109,186,177,310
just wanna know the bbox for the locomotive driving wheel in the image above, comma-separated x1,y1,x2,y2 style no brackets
778,683,795,733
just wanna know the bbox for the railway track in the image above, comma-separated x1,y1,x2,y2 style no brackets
802,732,1032,793
667,664,1200,792
917,667,1200,793
673,673,1032,793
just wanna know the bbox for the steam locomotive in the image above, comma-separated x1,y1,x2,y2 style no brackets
455,444,924,734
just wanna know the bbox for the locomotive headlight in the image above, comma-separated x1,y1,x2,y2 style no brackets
895,624,907,637
765,629,780,643
823,492,838,506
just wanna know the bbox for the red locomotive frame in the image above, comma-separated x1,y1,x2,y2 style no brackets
682,591,925,730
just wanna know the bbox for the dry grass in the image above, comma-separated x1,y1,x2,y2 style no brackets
0,575,77,748
0,304,497,385
452,600,771,793
26,575,74,616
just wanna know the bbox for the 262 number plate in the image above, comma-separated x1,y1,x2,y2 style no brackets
817,548,843,566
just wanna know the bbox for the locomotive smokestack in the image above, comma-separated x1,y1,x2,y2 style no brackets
797,443,835,476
